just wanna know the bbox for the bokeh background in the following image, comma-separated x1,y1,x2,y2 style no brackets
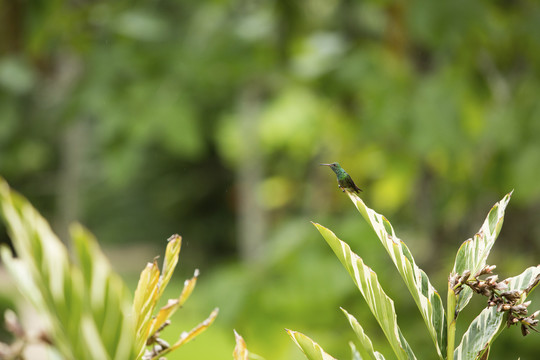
1,0,540,358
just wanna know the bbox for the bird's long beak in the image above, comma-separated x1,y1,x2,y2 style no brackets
319,163,331,166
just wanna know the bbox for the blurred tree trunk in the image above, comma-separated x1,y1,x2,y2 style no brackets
55,119,87,245
50,55,85,245
0,0,23,54
236,87,266,263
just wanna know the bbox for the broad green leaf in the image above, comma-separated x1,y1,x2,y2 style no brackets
0,178,136,360
314,223,416,360
341,308,386,360
454,265,540,360
286,329,337,360
452,192,513,313
346,192,446,358
71,224,134,360
233,330,249,360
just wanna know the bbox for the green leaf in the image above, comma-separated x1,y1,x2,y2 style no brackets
0,178,136,360
346,192,446,358
71,224,134,360
313,223,416,360
454,265,540,360
286,329,337,360
341,308,386,360
452,192,513,313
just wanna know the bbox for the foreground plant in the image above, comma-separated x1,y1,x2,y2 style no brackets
0,178,217,359
290,190,540,360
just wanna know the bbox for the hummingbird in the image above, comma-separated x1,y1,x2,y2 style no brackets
320,162,362,194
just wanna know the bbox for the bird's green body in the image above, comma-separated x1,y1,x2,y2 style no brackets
320,162,362,193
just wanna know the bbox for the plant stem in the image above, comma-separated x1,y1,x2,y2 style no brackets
447,284,457,360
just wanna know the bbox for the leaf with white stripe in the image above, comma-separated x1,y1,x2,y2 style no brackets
346,192,446,358
452,192,513,313
350,342,362,360
0,178,136,360
287,329,337,360
314,223,416,360
454,307,501,360
341,308,386,360
454,265,540,360
506,265,540,294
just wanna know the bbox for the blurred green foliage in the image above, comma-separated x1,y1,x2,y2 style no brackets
1,0,540,358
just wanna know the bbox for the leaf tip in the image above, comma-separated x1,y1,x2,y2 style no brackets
167,234,182,242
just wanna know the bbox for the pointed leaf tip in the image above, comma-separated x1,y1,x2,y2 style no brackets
287,329,338,360
233,330,248,360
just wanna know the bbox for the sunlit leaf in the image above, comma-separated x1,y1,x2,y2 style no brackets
157,235,182,300
313,223,416,360
147,269,198,337
286,329,337,360
233,330,249,360
133,260,160,358
178,268,199,306
151,308,219,360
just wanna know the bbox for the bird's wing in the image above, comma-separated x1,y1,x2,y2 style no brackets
351,178,362,193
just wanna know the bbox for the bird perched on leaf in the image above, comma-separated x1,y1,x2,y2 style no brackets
320,162,362,194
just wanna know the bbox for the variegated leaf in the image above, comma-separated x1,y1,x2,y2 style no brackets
452,192,513,313
346,192,445,358
71,224,134,360
341,308,386,360
454,307,501,360
350,342,362,360
0,178,136,360
286,329,337,360
454,265,540,360
314,223,416,360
